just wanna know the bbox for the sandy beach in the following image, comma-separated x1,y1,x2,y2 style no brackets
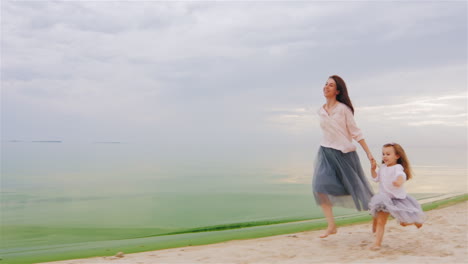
40,200,467,264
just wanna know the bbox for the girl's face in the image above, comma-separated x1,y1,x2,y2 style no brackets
323,78,339,99
382,146,400,166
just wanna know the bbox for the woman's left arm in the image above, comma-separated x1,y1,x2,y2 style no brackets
344,108,375,165
358,139,376,166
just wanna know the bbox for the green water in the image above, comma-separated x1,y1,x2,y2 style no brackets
1,142,466,263
1,189,321,263
0,188,439,264
1,194,458,264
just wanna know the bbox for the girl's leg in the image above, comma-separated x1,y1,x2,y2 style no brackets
371,211,389,250
318,193,337,238
372,218,377,233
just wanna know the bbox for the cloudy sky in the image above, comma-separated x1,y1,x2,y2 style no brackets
1,1,467,152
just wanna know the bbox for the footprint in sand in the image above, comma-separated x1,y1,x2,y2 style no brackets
360,240,370,247
437,251,454,257
400,249,414,254
431,215,449,224
278,253,297,259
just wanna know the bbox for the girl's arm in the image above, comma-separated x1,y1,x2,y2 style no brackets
392,176,405,187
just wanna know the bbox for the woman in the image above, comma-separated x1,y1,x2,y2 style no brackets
313,75,376,238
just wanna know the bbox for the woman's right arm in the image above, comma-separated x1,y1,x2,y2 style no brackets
371,162,378,180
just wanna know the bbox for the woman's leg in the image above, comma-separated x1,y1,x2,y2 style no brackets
318,193,337,238
371,211,389,249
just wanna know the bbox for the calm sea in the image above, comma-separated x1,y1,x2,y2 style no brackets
1,141,466,262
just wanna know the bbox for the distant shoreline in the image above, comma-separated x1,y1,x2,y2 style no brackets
31,141,62,143
4,140,123,144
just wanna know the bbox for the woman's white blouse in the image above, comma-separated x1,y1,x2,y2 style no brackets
318,102,364,153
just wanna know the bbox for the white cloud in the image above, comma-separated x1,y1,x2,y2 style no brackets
267,91,467,137
265,107,318,135
359,93,467,127
1,1,466,148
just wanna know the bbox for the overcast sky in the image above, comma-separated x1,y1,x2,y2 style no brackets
1,1,467,151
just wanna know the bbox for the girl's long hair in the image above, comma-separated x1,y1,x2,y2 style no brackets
330,75,354,115
383,143,413,180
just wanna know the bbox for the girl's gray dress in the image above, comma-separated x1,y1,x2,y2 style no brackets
368,164,425,224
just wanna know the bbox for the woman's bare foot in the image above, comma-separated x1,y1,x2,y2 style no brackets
415,223,423,228
370,244,381,250
319,228,337,238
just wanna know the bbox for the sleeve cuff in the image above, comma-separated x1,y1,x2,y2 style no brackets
354,134,364,142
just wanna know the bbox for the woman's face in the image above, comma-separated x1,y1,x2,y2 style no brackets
323,78,339,98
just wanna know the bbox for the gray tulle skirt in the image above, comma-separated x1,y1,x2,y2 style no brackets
369,193,425,224
312,146,374,211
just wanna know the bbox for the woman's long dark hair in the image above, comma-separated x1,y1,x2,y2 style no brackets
330,75,354,115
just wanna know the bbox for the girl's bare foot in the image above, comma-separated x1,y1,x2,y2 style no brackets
319,228,337,238
415,223,423,228
400,222,409,227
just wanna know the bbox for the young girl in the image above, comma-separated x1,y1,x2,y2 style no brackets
369,143,425,250
312,75,375,238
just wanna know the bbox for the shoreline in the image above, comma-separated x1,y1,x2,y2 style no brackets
1,193,464,264
29,193,468,264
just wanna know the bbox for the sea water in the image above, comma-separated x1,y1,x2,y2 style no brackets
1,141,466,262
